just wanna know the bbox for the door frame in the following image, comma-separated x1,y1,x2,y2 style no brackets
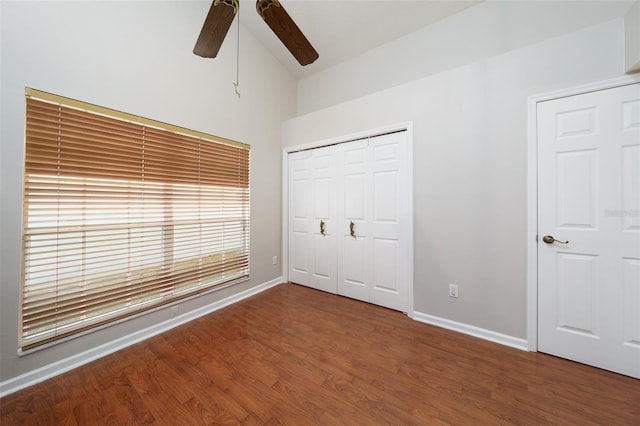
281,121,415,316
526,74,640,351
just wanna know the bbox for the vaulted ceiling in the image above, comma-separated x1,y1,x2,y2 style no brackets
225,0,481,79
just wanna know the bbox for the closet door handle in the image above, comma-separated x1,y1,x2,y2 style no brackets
349,221,356,238
320,220,326,236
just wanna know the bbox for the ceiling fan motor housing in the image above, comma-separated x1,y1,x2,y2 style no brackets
215,0,238,14
256,0,280,19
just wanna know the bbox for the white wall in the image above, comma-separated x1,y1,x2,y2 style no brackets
297,0,634,116
283,19,626,340
626,0,640,72
0,1,296,386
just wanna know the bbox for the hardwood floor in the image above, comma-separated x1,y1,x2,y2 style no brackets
2,282,639,425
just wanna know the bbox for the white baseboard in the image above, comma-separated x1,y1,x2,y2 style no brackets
0,277,283,398
412,311,529,351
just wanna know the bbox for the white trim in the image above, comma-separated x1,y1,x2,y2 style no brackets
526,74,640,352
281,121,414,314
526,91,540,352
281,149,289,284
413,311,528,352
404,124,415,317
0,277,283,398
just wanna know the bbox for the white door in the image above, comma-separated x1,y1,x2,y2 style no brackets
537,83,640,378
288,146,337,293
338,132,409,312
338,139,370,302
368,133,408,311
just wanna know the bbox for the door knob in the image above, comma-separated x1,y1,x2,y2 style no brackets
320,220,326,236
542,235,568,244
349,221,356,238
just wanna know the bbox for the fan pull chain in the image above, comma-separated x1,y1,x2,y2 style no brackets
233,8,240,98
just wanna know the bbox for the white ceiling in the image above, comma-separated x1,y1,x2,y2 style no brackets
235,0,482,79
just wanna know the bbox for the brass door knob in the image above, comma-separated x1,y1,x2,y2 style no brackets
542,235,569,244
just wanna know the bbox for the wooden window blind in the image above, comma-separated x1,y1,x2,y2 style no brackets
20,89,250,351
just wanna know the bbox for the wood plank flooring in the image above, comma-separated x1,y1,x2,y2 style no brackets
1,282,639,425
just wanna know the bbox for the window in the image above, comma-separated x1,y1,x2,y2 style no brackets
20,89,250,351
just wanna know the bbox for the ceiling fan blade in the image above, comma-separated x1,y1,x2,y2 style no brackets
193,0,238,58
256,0,319,66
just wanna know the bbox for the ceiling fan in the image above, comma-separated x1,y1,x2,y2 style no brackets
193,0,319,66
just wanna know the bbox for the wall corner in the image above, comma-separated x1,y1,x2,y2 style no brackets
625,1,640,73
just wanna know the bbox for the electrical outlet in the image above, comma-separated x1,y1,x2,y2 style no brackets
272,255,278,265
448,284,459,298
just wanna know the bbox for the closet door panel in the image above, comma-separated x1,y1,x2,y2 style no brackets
310,147,338,293
371,237,403,310
369,133,407,311
340,235,368,300
288,147,337,292
343,144,367,222
291,232,309,271
338,140,370,301
344,174,365,220
288,152,313,286
374,171,399,223
373,238,398,288
313,234,332,279
344,144,368,166
312,176,333,286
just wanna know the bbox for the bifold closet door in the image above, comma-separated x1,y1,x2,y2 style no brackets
288,146,337,293
337,139,369,302
288,131,409,312
338,132,409,312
